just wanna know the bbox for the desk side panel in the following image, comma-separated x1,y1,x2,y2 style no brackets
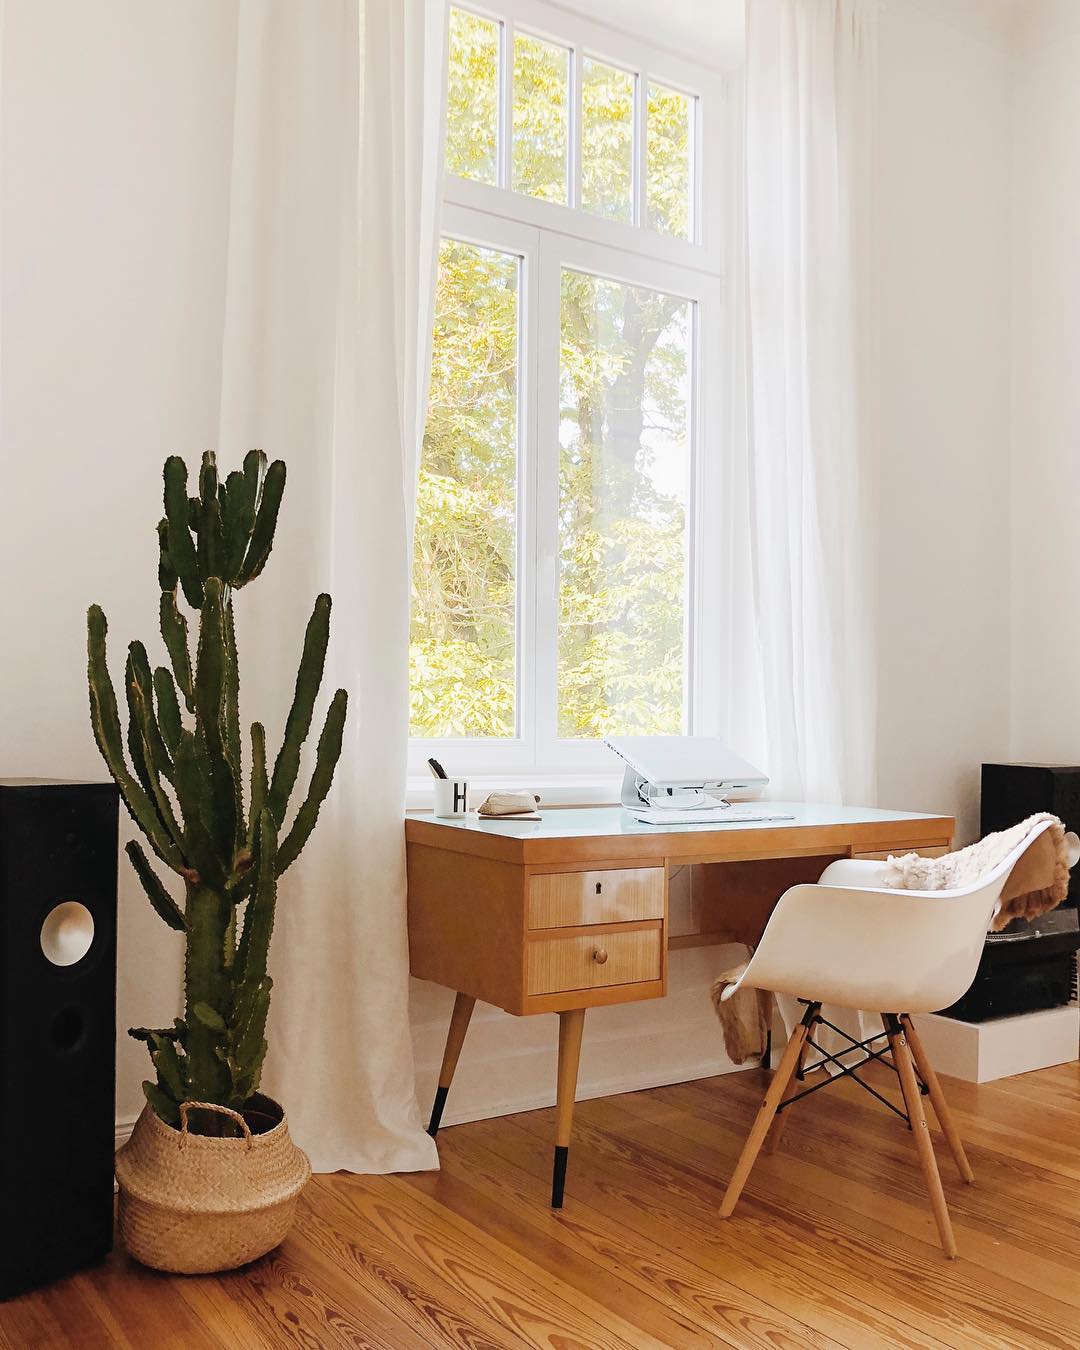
407,842,526,1015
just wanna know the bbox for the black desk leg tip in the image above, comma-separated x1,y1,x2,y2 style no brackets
427,1085,449,1137
551,1145,569,1208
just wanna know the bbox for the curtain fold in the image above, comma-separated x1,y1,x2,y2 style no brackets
744,0,878,808
744,0,879,1066
216,0,447,1174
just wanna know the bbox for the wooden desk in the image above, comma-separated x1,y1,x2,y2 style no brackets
406,803,954,1206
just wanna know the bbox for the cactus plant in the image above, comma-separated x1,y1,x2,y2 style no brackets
88,451,347,1133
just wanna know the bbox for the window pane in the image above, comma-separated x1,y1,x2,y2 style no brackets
446,8,500,185
647,83,693,238
558,270,692,738
410,240,519,738
512,33,569,204
581,59,635,224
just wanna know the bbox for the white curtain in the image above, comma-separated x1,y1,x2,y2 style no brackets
744,0,878,808
743,0,879,1066
217,0,447,1173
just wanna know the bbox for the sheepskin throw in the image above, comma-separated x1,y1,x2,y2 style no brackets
710,964,771,1065
880,812,1072,931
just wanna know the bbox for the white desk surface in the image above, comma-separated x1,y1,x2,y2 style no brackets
407,803,947,841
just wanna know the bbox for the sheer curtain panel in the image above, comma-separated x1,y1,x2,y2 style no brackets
744,0,878,807
216,0,447,1174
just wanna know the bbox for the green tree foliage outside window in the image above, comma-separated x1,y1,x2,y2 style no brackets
512,33,569,204
410,241,518,739
581,59,634,223
558,270,690,738
445,9,499,185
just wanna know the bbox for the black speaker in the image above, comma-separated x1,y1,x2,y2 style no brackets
0,779,118,1300
981,762,1080,904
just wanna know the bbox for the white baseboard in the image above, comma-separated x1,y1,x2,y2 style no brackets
115,1113,138,1150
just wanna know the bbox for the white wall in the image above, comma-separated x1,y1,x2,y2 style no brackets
874,0,1015,843
0,1,236,1127
1009,0,1080,761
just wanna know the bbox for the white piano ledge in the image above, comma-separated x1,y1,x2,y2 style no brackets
910,1003,1079,1083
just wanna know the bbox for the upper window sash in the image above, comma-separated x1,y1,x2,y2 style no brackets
443,0,727,279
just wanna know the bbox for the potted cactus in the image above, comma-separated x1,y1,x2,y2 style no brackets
89,451,346,1274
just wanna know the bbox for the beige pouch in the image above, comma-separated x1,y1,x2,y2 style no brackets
477,791,542,819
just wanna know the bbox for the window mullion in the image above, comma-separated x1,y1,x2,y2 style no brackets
498,18,513,189
517,227,542,757
570,46,582,211
634,69,647,229
532,234,561,769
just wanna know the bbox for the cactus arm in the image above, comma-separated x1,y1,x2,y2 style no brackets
126,669,185,852
157,519,177,593
142,1080,180,1127
160,591,195,712
163,456,204,610
235,808,278,990
221,470,254,579
194,579,239,862
233,975,271,1103
150,1033,186,1101
267,593,331,826
223,597,242,818
172,732,225,889
235,459,286,585
126,840,187,931
87,605,184,871
128,641,173,779
193,1002,227,1031
241,721,269,868
154,666,183,755
197,453,224,581
128,1024,181,1043
276,688,348,874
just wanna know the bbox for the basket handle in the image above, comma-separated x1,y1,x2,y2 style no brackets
178,1100,253,1150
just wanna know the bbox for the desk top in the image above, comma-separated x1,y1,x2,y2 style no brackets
405,803,955,866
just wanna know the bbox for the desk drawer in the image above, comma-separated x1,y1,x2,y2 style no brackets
527,926,662,996
528,868,663,930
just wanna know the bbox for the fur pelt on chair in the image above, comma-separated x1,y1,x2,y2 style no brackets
709,813,1077,1063
880,812,1074,930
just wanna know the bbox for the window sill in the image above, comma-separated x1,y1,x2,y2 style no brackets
405,773,623,812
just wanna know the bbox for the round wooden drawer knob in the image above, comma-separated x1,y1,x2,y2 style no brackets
592,947,609,965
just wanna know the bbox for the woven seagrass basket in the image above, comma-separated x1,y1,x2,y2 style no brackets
115,1095,310,1274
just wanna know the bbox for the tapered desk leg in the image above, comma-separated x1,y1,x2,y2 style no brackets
428,992,476,1137
551,1008,586,1208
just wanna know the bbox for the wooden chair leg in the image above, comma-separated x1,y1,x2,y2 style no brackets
551,1008,586,1208
765,1029,812,1155
427,992,476,1136
720,1005,818,1217
901,1014,974,1184
887,1017,957,1259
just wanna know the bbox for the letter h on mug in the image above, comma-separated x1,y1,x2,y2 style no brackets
433,779,469,819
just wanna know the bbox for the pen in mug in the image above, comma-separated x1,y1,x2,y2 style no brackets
427,757,448,780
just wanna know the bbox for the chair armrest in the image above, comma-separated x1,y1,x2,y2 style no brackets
817,858,889,889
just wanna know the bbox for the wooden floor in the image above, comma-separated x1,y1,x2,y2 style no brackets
5,1060,1080,1349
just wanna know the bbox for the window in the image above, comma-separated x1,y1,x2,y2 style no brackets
411,0,724,776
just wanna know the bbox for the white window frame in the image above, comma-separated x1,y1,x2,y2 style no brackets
410,0,729,780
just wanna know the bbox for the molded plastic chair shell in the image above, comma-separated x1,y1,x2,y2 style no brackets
720,818,1060,1015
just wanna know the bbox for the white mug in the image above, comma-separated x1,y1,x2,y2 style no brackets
433,778,469,818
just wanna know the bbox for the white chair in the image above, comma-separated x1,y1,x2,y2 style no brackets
717,818,1064,1258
